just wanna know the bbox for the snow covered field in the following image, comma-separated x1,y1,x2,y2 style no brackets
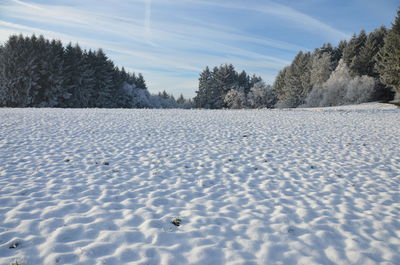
0,104,399,265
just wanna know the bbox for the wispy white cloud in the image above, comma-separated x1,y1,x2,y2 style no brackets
185,0,350,41
144,0,152,43
0,0,352,97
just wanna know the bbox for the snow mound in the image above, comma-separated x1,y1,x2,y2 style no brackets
299,102,399,111
0,107,399,265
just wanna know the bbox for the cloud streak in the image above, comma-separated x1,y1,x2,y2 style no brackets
186,0,350,41
0,0,358,97
144,0,152,43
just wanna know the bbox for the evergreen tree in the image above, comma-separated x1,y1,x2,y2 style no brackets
213,64,238,108
224,86,247,109
237,70,251,94
342,30,367,75
63,43,84,107
249,74,262,88
305,59,375,107
331,40,347,70
310,52,334,87
0,34,151,108
247,81,276,108
93,49,115,107
194,66,213,108
376,9,400,99
78,50,97,107
39,39,66,107
273,67,289,105
277,51,312,107
135,73,147,89
0,35,41,107
352,27,387,77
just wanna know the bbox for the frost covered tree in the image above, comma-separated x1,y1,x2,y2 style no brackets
213,64,238,108
194,64,261,109
224,87,247,109
305,60,375,107
272,9,399,107
376,9,400,100
310,52,334,87
247,81,276,108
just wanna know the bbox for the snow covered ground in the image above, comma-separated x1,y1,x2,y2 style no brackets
0,103,399,265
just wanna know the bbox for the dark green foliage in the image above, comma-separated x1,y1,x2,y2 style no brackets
376,9,400,99
0,34,150,108
273,10,398,107
342,30,367,74
194,64,262,109
352,27,386,77
275,51,312,107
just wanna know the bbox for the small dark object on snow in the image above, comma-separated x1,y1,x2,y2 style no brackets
171,217,182,227
243,135,248,138
287,227,295,234
310,165,315,169
65,159,70,162
103,162,110,166
9,241,19,249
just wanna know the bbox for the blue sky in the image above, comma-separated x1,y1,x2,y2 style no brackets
0,0,398,97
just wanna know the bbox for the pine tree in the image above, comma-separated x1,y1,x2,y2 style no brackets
277,51,312,107
213,64,238,108
40,39,65,107
224,86,247,109
93,49,115,107
352,27,387,77
331,40,347,70
135,73,147,89
237,70,251,94
376,9,400,99
0,34,151,108
2,35,42,107
310,52,333,87
194,66,213,108
63,43,84,107
342,30,367,75
247,81,276,108
273,67,288,105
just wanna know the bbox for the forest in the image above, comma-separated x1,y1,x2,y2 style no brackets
0,10,399,109
0,35,191,108
194,10,400,109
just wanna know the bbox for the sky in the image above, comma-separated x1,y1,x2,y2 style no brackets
0,0,398,98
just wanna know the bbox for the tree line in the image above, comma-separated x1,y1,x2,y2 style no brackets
195,9,400,108
0,34,192,108
194,64,275,109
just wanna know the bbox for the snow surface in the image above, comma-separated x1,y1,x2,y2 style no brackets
0,104,399,265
